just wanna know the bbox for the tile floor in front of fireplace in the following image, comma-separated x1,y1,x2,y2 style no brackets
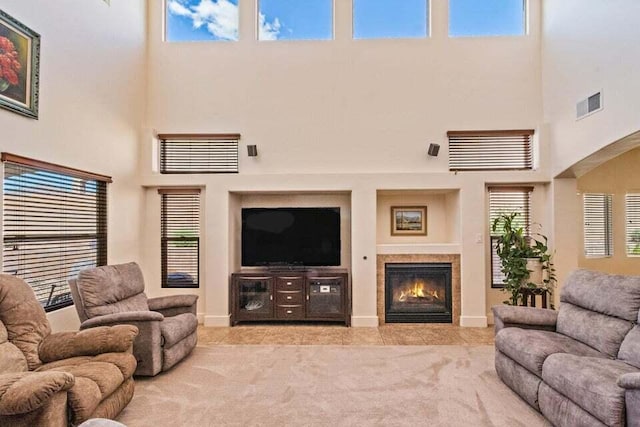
197,324,495,346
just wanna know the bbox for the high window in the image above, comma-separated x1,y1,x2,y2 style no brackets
448,130,534,171
258,0,333,41
353,0,429,39
160,189,201,288
626,194,640,256
158,133,240,174
489,187,532,287
583,193,613,258
165,0,239,42
449,0,526,37
2,153,109,312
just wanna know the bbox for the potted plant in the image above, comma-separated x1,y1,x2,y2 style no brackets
491,212,556,306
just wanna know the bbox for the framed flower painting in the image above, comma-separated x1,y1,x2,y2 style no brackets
0,10,40,119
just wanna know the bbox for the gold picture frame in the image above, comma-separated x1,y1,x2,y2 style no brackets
391,206,427,236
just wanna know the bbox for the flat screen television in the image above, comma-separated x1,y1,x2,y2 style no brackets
241,207,341,267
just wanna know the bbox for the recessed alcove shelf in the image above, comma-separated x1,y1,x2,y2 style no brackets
376,189,461,246
376,243,461,255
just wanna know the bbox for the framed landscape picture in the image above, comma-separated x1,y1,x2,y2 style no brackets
0,10,40,119
391,206,427,236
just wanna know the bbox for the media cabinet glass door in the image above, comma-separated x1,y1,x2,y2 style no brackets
306,277,344,318
236,276,274,320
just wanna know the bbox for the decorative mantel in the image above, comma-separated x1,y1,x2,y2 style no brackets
376,254,461,325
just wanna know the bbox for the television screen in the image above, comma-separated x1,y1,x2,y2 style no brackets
241,207,341,267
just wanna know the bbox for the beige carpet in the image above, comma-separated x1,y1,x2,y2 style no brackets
118,345,549,427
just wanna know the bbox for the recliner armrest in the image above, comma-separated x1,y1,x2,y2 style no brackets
0,371,74,415
492,305,557,334
618,372,640,389
148,295,198,311
148,295,198,317
39,325,139,362
79,311,164,329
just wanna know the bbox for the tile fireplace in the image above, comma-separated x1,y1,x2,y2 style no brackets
384,263,453,323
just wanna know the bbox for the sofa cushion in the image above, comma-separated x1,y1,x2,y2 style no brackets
619,325,640,369
557,303,634,357
76,263,149,318
495,328,605,377
0,321,28,374
542,353,637,427
37,353,137,381
160,313,198,349
0,274,51,370
560,269,640,322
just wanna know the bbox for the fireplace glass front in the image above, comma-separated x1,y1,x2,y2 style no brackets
385,263,452,323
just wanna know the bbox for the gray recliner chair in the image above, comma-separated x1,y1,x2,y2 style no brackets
69,262,198,376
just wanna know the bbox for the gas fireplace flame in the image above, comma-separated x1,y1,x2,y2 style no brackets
397,281,440,302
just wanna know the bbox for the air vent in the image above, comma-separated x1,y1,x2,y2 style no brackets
577,92,602,119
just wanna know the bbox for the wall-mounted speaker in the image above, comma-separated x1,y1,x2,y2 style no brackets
247,145,258,157
427,143,440,157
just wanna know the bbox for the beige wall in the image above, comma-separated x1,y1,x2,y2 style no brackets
543,0,640,176
140,0,549,327
577,147,640,275
0,0,147,331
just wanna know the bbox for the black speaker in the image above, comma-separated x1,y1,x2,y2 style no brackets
427,143,440,157
247,145,258,157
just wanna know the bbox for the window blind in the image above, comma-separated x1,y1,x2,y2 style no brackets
583,193,613,258
158,133,240,174
448,130,534,171
2,153,109,312
626,193,640,256
161,189,200,288
489,187,532,288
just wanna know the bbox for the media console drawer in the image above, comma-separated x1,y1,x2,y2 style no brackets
230,270,350,326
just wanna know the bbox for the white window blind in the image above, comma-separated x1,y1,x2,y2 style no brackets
160,189,200,288
448,130,534,171
583,193,613,258
2,153,110,312
158,134,240,174
626,193,640,256
489,187,532,287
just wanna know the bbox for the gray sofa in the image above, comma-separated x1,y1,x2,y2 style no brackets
493,269,640,427
69,262,198,376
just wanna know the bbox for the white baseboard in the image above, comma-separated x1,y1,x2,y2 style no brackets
351,316,379,327
197,312,205,324
203,315,231,327
460,316,488,328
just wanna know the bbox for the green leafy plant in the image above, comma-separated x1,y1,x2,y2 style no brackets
492,213,556,306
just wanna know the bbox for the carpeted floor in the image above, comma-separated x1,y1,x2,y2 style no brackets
117,345,549,427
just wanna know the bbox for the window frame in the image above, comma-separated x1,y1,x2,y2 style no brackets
583,193,613,258
352,0,430,40
158,133,240,174
488,186,532,288
448,129,534,172
1,153,110,312
625,193,640,257
160,188,201,289
448,0,528,38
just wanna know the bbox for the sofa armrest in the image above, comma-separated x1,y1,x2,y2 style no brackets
79,311,164,329
148,295,198,317
0,371,74,415
618,372,640,389
39,325,139,363
492,305,558,334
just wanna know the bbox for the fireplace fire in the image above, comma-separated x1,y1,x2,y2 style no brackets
385,263,452,323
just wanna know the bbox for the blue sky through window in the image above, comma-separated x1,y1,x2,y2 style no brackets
353,0,428,39
449,0,525,37
258,0,333,41
166,0,240,41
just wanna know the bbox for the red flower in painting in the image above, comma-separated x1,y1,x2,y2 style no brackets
0,36,21,86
